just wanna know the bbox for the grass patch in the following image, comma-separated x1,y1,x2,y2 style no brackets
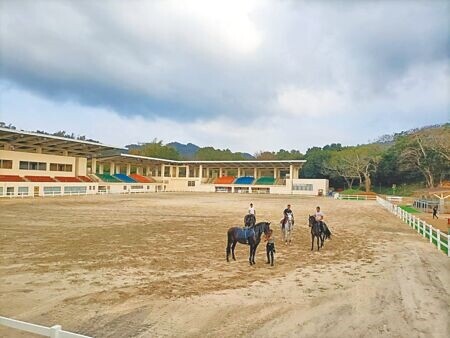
399,205,420,213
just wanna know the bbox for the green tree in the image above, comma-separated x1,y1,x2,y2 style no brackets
195,147,246,160
398,126,450,187
130,139,181,160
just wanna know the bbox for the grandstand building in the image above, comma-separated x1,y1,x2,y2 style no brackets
0,127,328,197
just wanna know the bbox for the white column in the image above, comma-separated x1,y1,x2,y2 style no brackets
237,168,241,177
219,168,223,177
176,166,180,177
199,165,203,179
161,164,165,178
99,163,104,174
206,167,210,178
186,165,190,178
110,162,115,175
253,168,258,178
289,164,293,179
91,158,97,174
126,164,131,176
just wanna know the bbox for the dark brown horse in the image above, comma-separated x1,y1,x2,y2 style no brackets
226,222,271,265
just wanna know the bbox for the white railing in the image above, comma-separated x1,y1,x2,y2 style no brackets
0,192,34,199
337,194,377,201
386,195,403,203
376,196,449,257
0,316,92,338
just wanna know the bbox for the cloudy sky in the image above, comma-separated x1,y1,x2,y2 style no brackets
0,0,449,153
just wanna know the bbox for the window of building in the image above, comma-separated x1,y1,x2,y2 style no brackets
49,163,73,172
64,186,87,194
0,159,13,169
43,186,61,195
292,184,313,191
19,161,46,170
18,187,29,196
6,187,14,195
188,181,196,187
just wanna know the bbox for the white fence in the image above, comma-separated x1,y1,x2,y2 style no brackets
376,196,449,257
0,316,92,338
335,193,377,201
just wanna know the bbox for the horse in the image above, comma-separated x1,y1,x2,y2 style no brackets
308,215,324,251
244,213,256,228
280,213,294,244
226,221,271,265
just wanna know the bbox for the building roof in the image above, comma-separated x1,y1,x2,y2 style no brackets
0,127,122,157
97,153,306,168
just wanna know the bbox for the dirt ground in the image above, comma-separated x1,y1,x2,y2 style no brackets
1,193,449,337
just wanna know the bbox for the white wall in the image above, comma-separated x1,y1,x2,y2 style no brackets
0,150,78,177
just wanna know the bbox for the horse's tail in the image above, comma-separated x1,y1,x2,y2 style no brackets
323,223,332,239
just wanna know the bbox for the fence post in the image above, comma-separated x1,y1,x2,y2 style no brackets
50,325,61,338
448,234,450,257
430,225,433,243
437,230,441,251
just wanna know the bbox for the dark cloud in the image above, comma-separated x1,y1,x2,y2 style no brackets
0,0,449,124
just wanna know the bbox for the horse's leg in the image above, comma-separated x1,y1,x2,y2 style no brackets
270,250,274,266
252,243,257,265
317,235,320,251
249,244,253,265
226,241,230,262
231,240,237,261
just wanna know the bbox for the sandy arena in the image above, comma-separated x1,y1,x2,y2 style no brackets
1,193,449,337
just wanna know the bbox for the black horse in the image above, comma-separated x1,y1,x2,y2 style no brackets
308,215,332,250
244,214,256,227
308,215,324,251
226,222,271,265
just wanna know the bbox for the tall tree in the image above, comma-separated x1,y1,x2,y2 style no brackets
325,145,383,191
129,139,181,160
398,126,450,187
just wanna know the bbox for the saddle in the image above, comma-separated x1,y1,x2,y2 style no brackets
236,227,255,243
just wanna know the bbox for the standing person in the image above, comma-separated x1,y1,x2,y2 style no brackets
432,206,438,219
265,229,276,266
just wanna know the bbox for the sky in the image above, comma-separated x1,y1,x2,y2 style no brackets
0,0,449,154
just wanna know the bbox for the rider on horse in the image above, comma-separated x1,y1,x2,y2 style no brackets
281,204,294,229
315,206,324,232
244,203,256,228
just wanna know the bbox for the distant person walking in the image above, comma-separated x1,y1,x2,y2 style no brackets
432,206,438,219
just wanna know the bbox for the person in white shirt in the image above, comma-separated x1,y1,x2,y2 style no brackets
315,206,324,232
248,203,256,216
244,203,256,227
